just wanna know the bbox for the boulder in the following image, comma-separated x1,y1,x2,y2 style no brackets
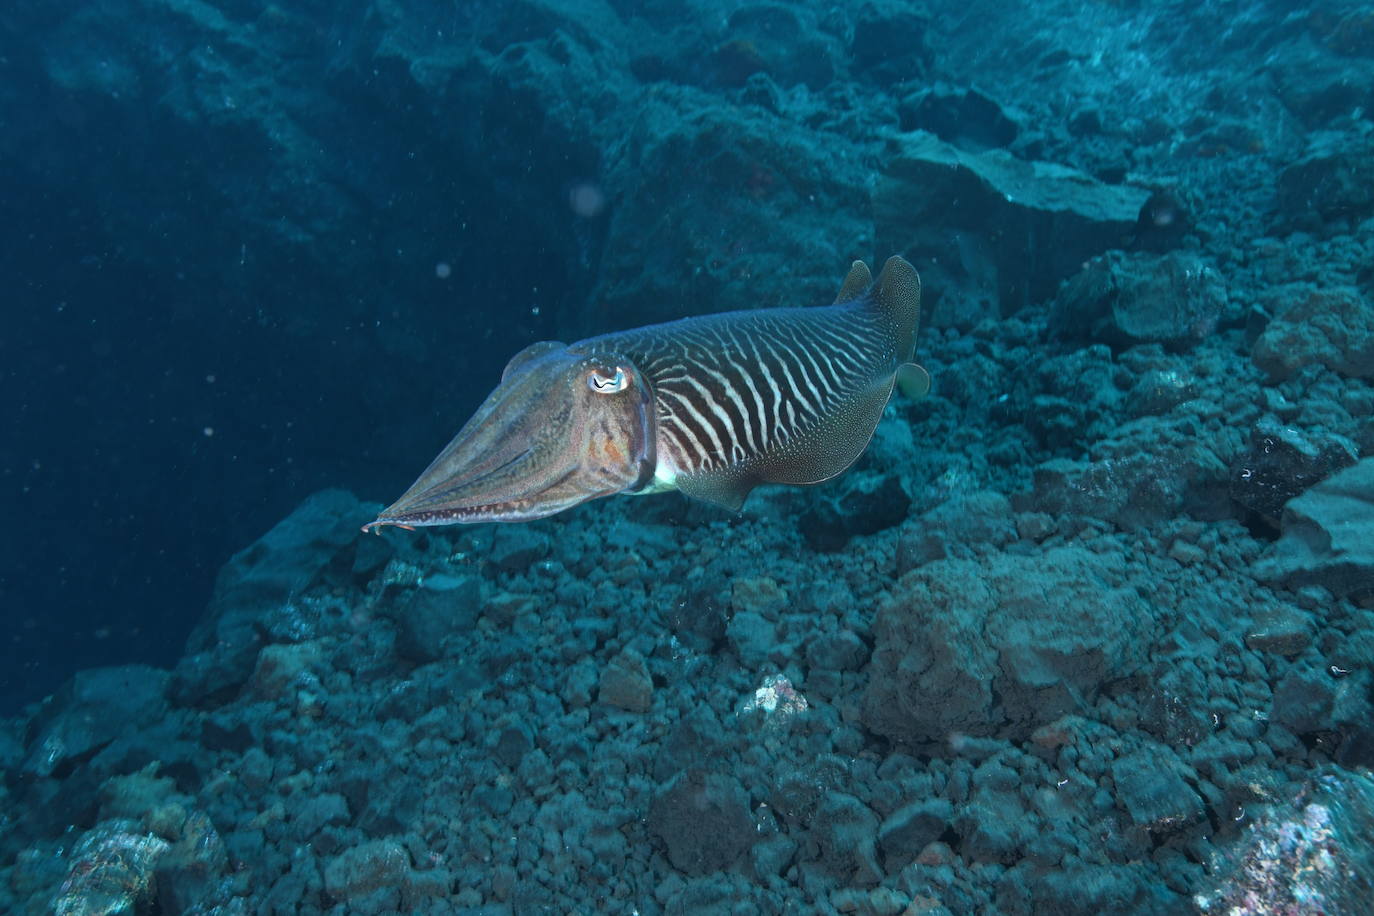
647,769,755,875
23,666,169,778
1252,286,1374,381
1050,251,1229,346
873,131,1149,328
1255,458,1374,598
863,547,1155,748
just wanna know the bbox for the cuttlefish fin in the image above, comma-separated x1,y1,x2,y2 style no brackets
896,362,931,401
676,256,924,507
833,259,873,304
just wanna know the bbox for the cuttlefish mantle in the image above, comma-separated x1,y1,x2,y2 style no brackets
364,255,928,531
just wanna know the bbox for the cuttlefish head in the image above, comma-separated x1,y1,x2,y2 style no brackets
363,340,657,530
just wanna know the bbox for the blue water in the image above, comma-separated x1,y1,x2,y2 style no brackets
2,0,1373,913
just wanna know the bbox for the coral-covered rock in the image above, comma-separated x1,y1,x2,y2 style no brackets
51,821,170,916
1198,768,1374,914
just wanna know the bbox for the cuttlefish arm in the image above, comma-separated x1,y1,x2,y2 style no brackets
364,255,925,531
362,343,657,531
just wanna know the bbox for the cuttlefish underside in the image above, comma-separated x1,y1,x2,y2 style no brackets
364,255,929,531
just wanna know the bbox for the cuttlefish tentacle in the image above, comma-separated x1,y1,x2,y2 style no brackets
363,255,925,532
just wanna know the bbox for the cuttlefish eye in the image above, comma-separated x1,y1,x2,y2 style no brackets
588,366,630,393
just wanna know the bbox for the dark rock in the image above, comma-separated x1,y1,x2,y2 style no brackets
173,490,365,706
1127,368,1200,416
589,99,870,331
199,716,256,755
806,630,868,672
155,812,234,914
289,793,350,840
1243,606,1313,657
1255,458,1374,598
1229,420,1357,525
664,581,729,649
812,793,883,885
752,834,798,880
489,717,535,768
597,649,653,713
852,0,932,82
1130,188,1192,252
878,799,953,869
322,838,413,903
238,747,273,792
874,132,1148,328
715,6,835,90
357,780,423,839
799,473,910,552
1110,750,1204,832
898,84,1018,149
896,490,1017,568
731,576,789,618
1271,668,1337,735
488,526,550,572
23,665,169,778
1032,864,1159,916
481,635,532,680
1270,44,1374,129
1050,251,1228,347
726,611,777,666
1027,432,1229,530
1277,137,1374,226
393,575,483,664
351,531,394,579
654,709,726,782
207,489,365,611
648,769,755,876
954,795,1032,864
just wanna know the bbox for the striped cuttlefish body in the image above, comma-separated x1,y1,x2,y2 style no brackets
364,255,929,531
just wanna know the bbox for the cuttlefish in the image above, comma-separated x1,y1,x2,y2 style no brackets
363,255,929,531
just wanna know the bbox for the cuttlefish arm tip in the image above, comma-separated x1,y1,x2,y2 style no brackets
360,519,415,535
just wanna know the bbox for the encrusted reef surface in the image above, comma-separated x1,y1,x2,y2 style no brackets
5,0,1374,913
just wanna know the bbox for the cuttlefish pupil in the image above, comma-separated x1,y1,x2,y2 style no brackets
363,255,929,531
590,368,628,393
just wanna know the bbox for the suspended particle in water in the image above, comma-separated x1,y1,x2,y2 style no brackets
568,181,605,218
